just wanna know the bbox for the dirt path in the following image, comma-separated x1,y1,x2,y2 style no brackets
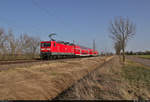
126,56,150,67
0,56,112,100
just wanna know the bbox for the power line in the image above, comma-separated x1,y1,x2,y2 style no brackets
31,0,66,26
31,0,69,42
31,0,53,17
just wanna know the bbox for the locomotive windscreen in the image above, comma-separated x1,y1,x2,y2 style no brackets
41,42,51,47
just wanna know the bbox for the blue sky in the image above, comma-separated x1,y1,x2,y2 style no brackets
0,0,150,52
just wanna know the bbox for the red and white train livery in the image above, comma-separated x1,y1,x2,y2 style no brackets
40,40,99,59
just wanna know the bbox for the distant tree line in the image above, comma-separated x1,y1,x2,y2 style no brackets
125,50,150,55
0,28,40,60
100,52,114,56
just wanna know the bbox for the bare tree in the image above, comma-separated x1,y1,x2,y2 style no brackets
18,34,40,58
6,29,20,59
109,17,136,62
30,36,40,58
114,40,122,55
0,29,5,51
0,28,41,60
0,28,7,58
18,34,32,54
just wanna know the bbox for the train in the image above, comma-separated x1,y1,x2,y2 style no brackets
40,40,99,59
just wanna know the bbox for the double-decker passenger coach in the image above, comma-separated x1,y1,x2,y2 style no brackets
40,40,99,60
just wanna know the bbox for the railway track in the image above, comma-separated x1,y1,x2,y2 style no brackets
0,60,40,65
0,56,98,65
0,56,100,72
0,58,67,71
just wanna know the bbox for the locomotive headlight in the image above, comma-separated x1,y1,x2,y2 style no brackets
41,48,51,51
47,48,51,50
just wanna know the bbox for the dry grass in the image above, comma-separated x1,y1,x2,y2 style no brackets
0,54,40,61
0,56,112,100
56,56,124,100
56,56,150,100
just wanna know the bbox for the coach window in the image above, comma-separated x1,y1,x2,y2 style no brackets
42,43,51,47
47,43,51,47
54,43,56,47
41,43,44,47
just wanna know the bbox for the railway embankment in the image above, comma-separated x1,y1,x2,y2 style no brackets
0,56,112,100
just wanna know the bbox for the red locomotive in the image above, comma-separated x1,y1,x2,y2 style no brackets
40,40,99,59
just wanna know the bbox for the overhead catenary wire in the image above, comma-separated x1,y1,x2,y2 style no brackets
31,0,54,17
31,0,68,41
31,0,66,25
31,0,96,49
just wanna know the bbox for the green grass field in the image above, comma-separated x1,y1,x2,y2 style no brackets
135,55,150,59
123,60,150,87
122,60,150,99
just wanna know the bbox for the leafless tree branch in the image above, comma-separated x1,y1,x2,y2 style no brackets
109,17,136,62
